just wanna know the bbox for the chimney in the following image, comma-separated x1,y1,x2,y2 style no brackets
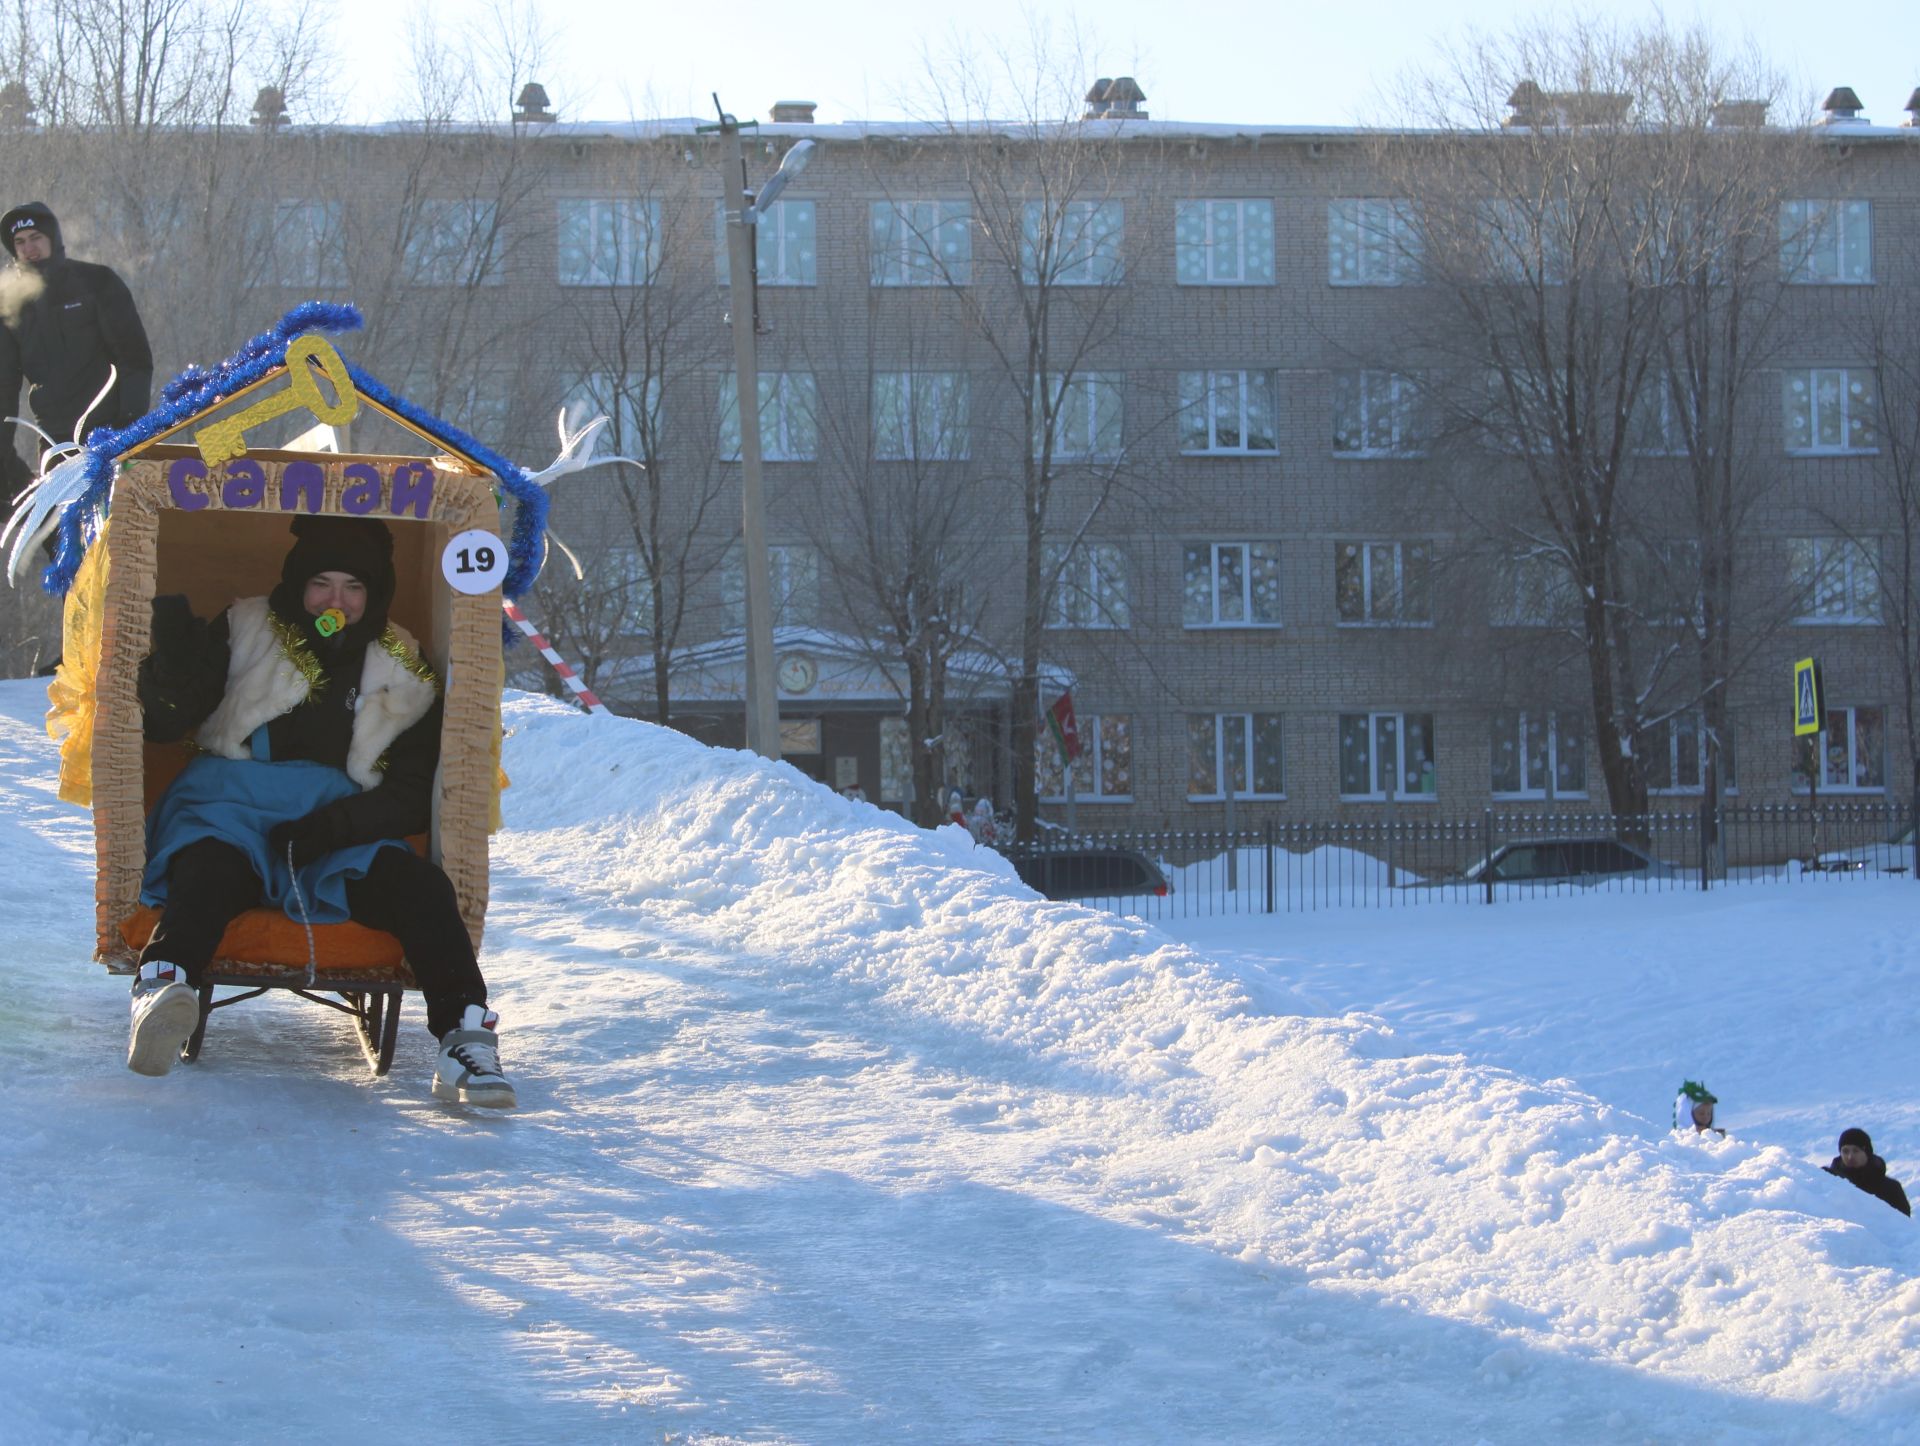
1821,86,1866,125
1904,88,1920,127
1084,78,1113,119
0,80,35,130
1103,76,1146,120
250,85,289,131
513,82,555,125
1710,99,1769,128
770,100,817,124
1505,79,1546,127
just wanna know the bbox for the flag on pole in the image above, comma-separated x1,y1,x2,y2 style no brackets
1045,691,1082,764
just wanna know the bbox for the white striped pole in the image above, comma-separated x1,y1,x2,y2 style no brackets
502,599,612,716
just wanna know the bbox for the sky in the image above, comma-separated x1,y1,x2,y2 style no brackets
327,0,1920,128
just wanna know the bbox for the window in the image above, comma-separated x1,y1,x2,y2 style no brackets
1644,712,1734,794
270,201,345,287
1332,370,1420,456
557,198,658,286
1783,368,1878,455
405,199,502,286
1039,373,1123,460
1022,200,1123,285
1626,539,1701,627
1475,198,1568,285
872,372,969,460
410,371,512,448
719,372,819,461
721,543,818,628
1490,710,1586,798
869,200,971,286
563,372,659,456
1176,200,1274,285
1187,713,1285,799
1177,370,1277,454
1336,541,1432,625
1037,713,1134,801
1339,712,1436,800
879,716,911,803
1043,542,1130,629
1491,548,1578,627
1183,542,1282,627
1328,199,1418,285
715,199,816,286
1788,537,1880,623
1631,373,1688,456
1792,705,1886,793
1780,200,1872,285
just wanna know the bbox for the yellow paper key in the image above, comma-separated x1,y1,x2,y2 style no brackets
195,333,361,466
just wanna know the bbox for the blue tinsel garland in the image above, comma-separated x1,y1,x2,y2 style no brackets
43,301,549,625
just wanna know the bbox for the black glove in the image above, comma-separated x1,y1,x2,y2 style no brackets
268,810,345,870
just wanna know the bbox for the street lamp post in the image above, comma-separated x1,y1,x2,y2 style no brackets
704,98,813,760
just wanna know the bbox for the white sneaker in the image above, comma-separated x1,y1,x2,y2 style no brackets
128,961,201,1077
433,1005,517,1109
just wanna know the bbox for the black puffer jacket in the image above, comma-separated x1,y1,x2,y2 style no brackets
0,203,153,487
1826,1154,1913,1217
138,593,443,854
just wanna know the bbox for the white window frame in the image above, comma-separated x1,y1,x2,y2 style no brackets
1327,199,1418,286
1793,704,1887,794
405,199,502,287
1336,540,1433,626
1021,200,1124,286
557,198,659,286
270,200,345,288
715,198,817,287
1176,199,1275,286
1186,712,1285,801
1782,368,1879,456
869,200,971,286
1043,542,1131,630
1632,372,1689,456
1038,712,1134,802
1182,541,1282,628
872,372,969,461
720,372,819,461
722,543,818,628
563,372,660,457
1177,370,1278,454
1491,548,1578,628
1789,537,1881,624
1644,712,1734,796
1780,199,1873,285
1039,372,1123,461
1338,711,1437,801
1332,370,1421,457
1490,709,1587,800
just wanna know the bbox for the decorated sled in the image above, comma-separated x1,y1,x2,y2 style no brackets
23,305,562,1074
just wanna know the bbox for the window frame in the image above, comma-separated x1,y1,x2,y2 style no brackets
1327,198,1419,286
1186,711,1285,801
1338,710,1438,802
1176,199,1276,286
1039,372,1124,461
1791,704,1887,794
556,197,659,287
720,371,819,462
869,199,972,287
1177,369,1278,455
1021,199,1124,286
721,542,819,628
872,371,970,461
1331,369,1422,457
1643,712,1735,796
404,198,503,287
715,197,817,287
1789,536,1881,624
1780,199,1873,286
1182,540,1283,629
1489,709,1587,800
1335,540,1434,626
1782,367,1880,457
1038,712,1135,803
270,200,346,288
1043,541,1131,630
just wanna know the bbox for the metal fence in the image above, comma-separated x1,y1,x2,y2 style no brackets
996,800,1918,918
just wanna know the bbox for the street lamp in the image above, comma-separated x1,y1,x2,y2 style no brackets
701,97,814,760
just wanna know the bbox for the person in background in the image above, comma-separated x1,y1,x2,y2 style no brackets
1673,1080,1727,1138
0,201,153,496
1825,1128,1911,1217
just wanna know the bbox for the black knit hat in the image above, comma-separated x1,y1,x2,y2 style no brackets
279,514,396,614
1839,1127,1873,1153
2,201,62,257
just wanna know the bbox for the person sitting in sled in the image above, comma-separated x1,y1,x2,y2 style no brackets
128,514,515,1107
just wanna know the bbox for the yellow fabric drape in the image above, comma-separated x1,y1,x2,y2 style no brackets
45,521,110,808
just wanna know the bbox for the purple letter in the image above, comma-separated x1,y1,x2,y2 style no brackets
280,461,325,513
221,459,266,509
341,462,382,515
167,457,209,511
388,461,436,520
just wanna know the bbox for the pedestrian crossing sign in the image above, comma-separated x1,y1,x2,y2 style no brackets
1793,658,1823,737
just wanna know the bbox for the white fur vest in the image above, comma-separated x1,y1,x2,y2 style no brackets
194,596,437,788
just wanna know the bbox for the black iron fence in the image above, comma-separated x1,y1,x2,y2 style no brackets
996,800,1917,918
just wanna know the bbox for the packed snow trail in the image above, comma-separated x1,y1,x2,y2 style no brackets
2,682,1915,1443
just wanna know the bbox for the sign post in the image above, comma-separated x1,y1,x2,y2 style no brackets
1794,658,1825,867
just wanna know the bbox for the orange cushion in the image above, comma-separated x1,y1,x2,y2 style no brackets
119,904,406,972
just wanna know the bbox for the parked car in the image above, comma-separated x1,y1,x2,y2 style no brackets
1010,846,1171,901
1459,837,1679,886
1834,824,1914,874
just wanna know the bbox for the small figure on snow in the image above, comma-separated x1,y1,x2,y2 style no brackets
130,516,515,1107
967,797,997,845
1673,1080,1726,1137
1824,1128,1911,1217
947,787,967,829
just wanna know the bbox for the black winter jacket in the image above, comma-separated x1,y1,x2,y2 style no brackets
1825,1154,1913,1217
138,594,443,856
0,215,153,487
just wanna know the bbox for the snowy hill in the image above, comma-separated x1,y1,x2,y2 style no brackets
2,679,1915,1443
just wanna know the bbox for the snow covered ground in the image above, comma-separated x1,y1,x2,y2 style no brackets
3,678,1916,1444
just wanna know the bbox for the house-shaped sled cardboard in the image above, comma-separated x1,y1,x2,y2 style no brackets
70,356,506,980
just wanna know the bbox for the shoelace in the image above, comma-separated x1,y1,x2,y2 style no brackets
453,1040,502,1078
